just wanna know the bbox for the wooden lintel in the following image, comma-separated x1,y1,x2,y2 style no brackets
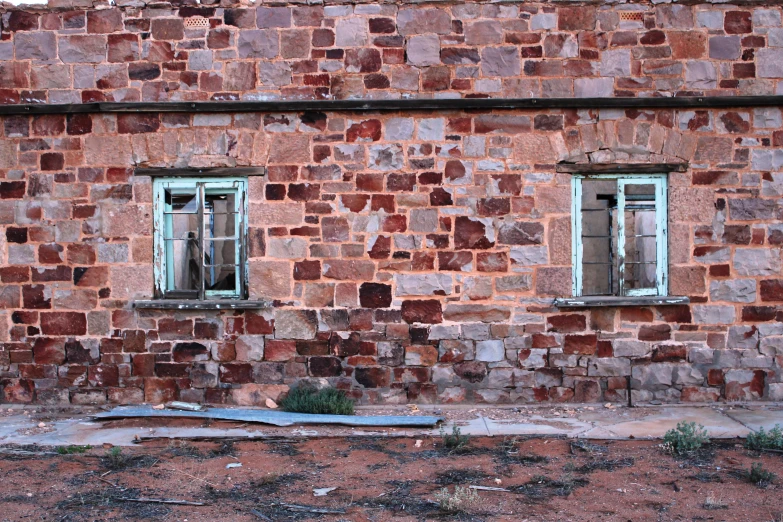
135,167,267,177
1,96,783,116
556,163,689,174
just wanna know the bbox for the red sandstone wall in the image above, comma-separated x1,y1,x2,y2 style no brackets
1,1,782,406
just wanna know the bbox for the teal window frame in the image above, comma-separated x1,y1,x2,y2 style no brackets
571,173,668,298
152,177,248,300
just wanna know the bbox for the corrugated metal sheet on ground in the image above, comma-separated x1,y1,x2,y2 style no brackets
94,405,444,428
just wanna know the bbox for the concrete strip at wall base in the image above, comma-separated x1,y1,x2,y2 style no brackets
3,405,779,446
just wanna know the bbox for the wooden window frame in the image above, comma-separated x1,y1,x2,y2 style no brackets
152,177,248,301
571,173,669,299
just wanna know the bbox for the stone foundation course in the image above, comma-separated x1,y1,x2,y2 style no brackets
0,0,783,406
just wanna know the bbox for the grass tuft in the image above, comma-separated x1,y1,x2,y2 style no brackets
433,486,480,513
57,445,92,455
703,496,728,510
280,387,355,416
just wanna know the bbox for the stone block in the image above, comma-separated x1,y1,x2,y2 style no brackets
274,309,317,339
733,248,782,276
235,335,265,362
475,340,505,362
710,279,757,303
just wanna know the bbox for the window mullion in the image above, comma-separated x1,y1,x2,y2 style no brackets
572,177,583,297
198,183,206,301
617,179,627,296
656,178,668,296
237,183,246,299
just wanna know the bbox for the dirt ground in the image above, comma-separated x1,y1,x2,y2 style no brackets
2,425,782,522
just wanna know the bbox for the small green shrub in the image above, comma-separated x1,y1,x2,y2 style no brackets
440,425,470,452
747,463,776,487
746,425,783,451
434,486,480,513
103,447,130,470
57,445,92,455
280,387,354,415
663,421,710,455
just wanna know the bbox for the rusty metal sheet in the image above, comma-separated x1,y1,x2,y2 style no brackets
94,406,444,428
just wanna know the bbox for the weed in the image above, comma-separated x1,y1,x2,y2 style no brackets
519,454,549,466
57,445,92,455
104,447,129,470
100,447,157,471
435,469,490,486
689,471,722,483
703,496,728,510
433,486,480,514
280,387,354,415
663,422,710,455
514,474,589,498
746,425,783,451
571,457,635,474
747,463,776,487
440,425,470,453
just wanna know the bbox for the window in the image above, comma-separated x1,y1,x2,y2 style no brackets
153,177,248,300
571,174,668,298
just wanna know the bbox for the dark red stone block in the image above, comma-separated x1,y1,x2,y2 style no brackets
117,113,161,134
401,300,442,324
742,306,777,322
308,356,343,377
219,363,253,383
359,282,392,308
6,227,27,244
547,314,586,333
638,324,671,341
66,114,92,135
725,11,752,34
158,318,193,339
22,284,51,309
346,119,382,142
564,334,597,355
651,344,686,362
454,361,487,383
33,338,65,365
40,312,87,335
172,342,209,362
355,367,391,388
0,182,26,199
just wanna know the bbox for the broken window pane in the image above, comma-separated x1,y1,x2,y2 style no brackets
165,189,200,293
580,179,617,296
623,183,657,291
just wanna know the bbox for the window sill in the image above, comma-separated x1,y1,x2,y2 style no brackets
554,295,690,308
133,300,272,310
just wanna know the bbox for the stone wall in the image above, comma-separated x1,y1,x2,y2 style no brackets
1,0,783,406
1,1,783,101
